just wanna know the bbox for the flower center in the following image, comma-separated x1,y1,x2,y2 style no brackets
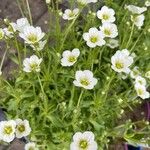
133,70,139,76
102,14,109,20
80,78,90,86
104,29,111,35
132,16,138,22
115,61,124,69
29,147,34,150
90,36,98,43
4,126,13,135
137,89,143,95
30,63,38,70
28,34,38,43
68,55,76,62
79,140,88,149
17,124,25,132
69,12,75,18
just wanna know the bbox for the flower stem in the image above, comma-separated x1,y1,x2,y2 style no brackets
77,89,84,109
59,9,82,52
26,0,33,25
37,74,45,96
15,38,21,69
126,23,134,48
0,48,8,72
69,86,75,109
99,46,105,68
16,0,25,17
37,74,48,113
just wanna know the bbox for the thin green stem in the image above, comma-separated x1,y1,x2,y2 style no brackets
37,74,49,114
37,74,45,96
0,48,8,72
130,31,143,52
99,46,105,68
59,19,76,51
26,0,33,25
59,9,82,52
126,24,134,48
15,38,21,69
24,44,27,58
69,86,75,109
77,89,84,109
104,73,115,101
16,0,25,17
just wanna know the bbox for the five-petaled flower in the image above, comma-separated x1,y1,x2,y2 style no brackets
19,26,45,45
73,70,98,89
15,119,31,138
25,142,37,150
100,23,118,38
83,27,106,48
97,6,116,23
70,131,98,150
134,83,150,99
125,5,147,14
23,55,43,73
0,120,16,143
111,49,134,74
62,8,79,20
61,48,80,66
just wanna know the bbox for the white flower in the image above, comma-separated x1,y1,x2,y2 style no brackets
100,23,118,38
31,40,47,51
19,26,45,45
73,70,98,89
15,119,31,138
130,66,140,79
131,14,145,29
0,70,2,75
77,0,97,5
15,18,30,32
23,55,42,73
3,23,17,38
0,120,16,143
135,76,146,86
62,8,79,20
111,49,134,74
106,39,119,49
145,71,150,79
61,48,80,66
134,83,149,99
97,6,115,23
88,0,97,3
25,142,37,150
125,5,147,14
70,131,98,150
46,0,51,4
0,28,4,39
83,27,105,48
145,1,150,7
